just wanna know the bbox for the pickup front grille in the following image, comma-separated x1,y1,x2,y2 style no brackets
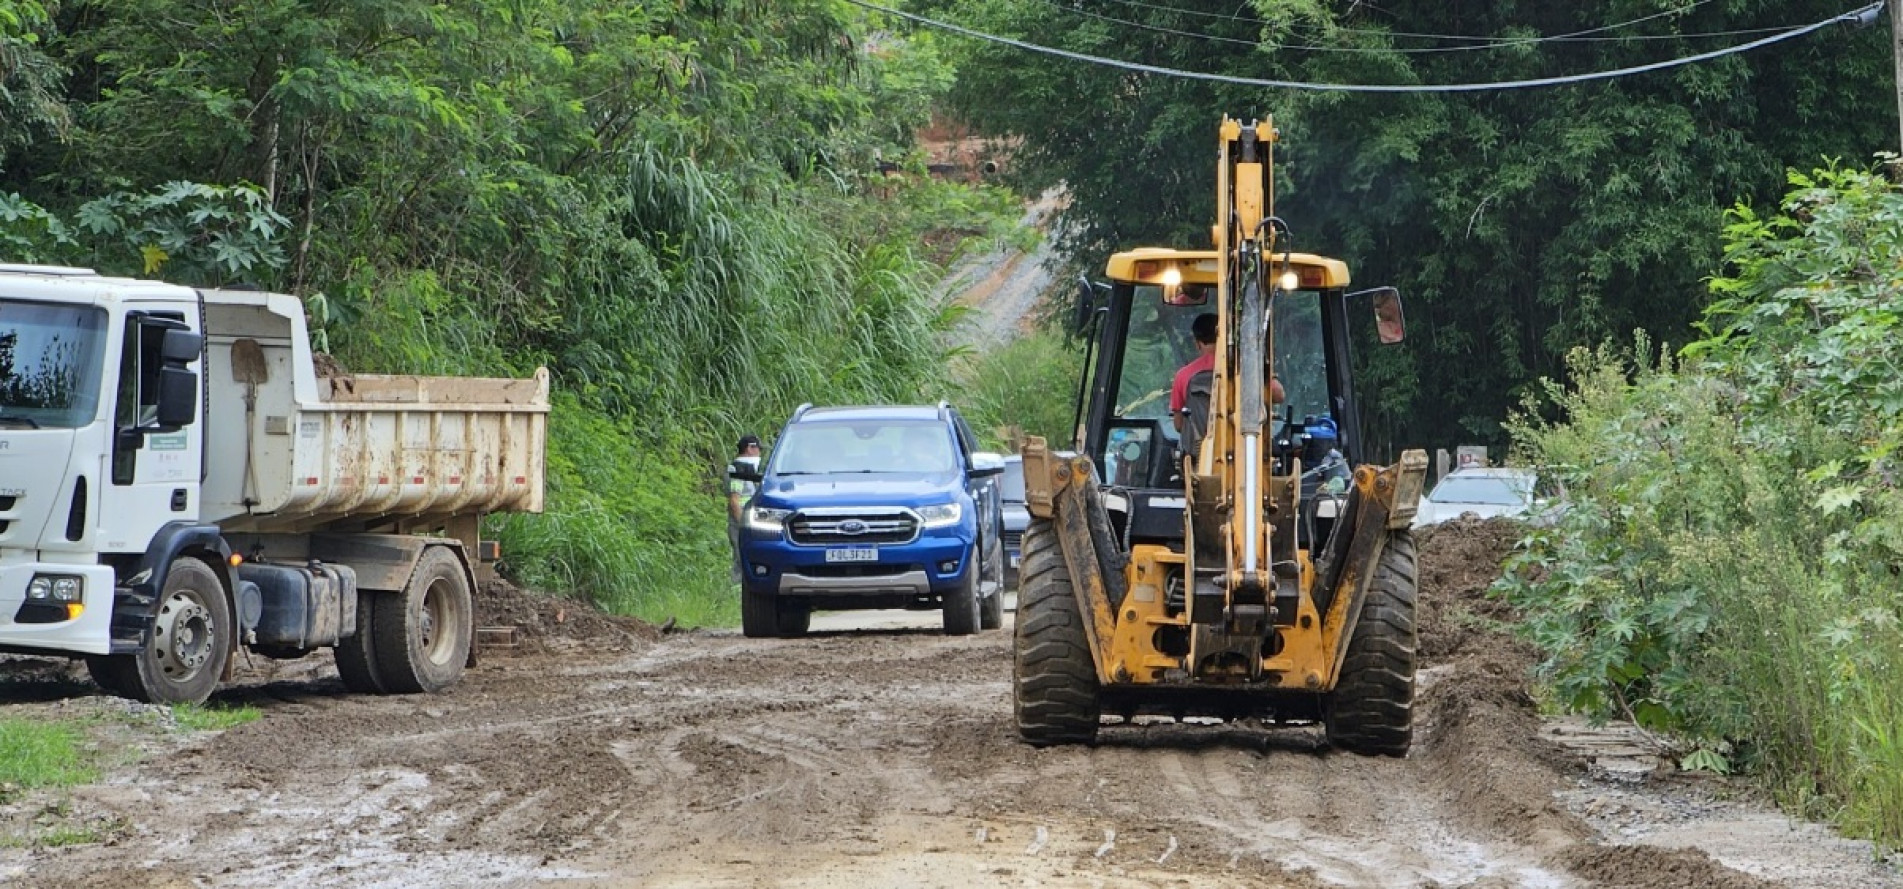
789,508,919,546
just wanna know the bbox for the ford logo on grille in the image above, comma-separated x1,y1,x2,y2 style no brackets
839,520,869,535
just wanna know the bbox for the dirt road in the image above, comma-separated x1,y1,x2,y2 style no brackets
3,519,1898,888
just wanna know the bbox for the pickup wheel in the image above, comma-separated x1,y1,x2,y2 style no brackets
104,557,231,705
1323,530,1418,757
1014,519,1099,745
979,530,1005,631
371,546,473,694
333,590,386,694
741,586,809,638
942,553,981,636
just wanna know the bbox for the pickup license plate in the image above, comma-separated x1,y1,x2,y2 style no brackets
825,547,878,563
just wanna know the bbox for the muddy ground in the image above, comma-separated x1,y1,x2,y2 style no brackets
2,517,1899,888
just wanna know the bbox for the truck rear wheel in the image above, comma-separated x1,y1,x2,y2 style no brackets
1323,530,1418,756
333,591,386,694
370,546,473,694
741,587,808,638
99,557,231,705
1013,519,1099,745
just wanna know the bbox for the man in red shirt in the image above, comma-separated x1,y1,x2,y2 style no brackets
1170,313,1219,435
1169,312,1286,438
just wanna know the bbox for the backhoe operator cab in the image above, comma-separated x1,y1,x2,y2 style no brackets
1077,250,1401,546
1014,117,1428,755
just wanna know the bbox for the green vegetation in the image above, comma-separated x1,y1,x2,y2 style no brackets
951,326,1084,448
1,1,1021,626
1498,165,1903,849
171,703,262,733
0,718,95,793
923,0,1892,455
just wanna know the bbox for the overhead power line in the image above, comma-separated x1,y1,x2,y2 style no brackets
1084,0,1716,44
840,0,1883,92
1039,0,1792,55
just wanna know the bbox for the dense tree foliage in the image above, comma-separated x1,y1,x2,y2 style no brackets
918,0,1893,454
0,0,1017,623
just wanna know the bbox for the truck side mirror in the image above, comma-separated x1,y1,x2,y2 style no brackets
729,461,763,484
970,451,1006,478
161,329,205,364
154,366,198,428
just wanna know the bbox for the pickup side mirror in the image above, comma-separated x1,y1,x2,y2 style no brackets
729,461,764,484
969,451,1006,478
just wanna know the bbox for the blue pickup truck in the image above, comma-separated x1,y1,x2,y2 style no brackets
733,403,1008,638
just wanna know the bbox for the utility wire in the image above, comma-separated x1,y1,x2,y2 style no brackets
1041,0,1790,55
840,0,1882,92
1085,0,1713,43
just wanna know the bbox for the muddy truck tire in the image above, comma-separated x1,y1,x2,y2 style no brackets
742,586,810,638
371,546,475,694
1323,529,1418,756
1013,518,1100,745
85,557,233,705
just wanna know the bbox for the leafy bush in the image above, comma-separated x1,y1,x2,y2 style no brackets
1500,163,1903,848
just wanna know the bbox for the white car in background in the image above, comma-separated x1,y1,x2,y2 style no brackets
1413,467,1555,528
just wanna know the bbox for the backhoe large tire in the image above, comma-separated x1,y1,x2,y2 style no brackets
1013,518,1100,746
979,530,1005,631
741,586,809,638
93,557,231,705
370,546,473,694
1323,529,1418,756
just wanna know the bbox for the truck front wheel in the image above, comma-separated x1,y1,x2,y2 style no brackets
91,557,231,705
741,586,809,638
371,546,473,694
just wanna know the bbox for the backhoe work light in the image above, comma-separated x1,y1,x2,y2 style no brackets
1278,270,1300,291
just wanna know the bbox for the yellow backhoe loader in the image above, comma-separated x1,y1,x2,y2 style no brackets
1014,117,1429,754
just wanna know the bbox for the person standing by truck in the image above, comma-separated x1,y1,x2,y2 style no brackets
728,435,763,583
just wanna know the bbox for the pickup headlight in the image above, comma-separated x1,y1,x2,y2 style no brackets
915,502,963,528
747,506,793,533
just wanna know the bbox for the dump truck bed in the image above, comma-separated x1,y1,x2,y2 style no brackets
197,290,548,532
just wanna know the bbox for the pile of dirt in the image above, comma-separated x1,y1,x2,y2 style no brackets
1413,514,1529,661
472,577,659,653
1546,844,1782,889
1410,516,1593,854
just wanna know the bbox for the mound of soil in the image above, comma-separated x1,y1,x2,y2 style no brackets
473,577,659,653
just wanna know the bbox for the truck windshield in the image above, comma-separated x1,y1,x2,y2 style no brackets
0,299,110,429
772,419,956,475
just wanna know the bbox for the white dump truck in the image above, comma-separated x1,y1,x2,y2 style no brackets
0,264,548,704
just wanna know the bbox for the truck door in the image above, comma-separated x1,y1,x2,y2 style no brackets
99,310,205,553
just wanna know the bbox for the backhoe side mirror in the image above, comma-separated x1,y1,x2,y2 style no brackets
1349,287,1405,345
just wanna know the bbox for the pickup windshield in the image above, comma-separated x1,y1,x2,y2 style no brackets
0,298,110,429
772,419,956,475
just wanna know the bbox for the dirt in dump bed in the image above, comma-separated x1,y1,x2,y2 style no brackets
472,577,659,652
